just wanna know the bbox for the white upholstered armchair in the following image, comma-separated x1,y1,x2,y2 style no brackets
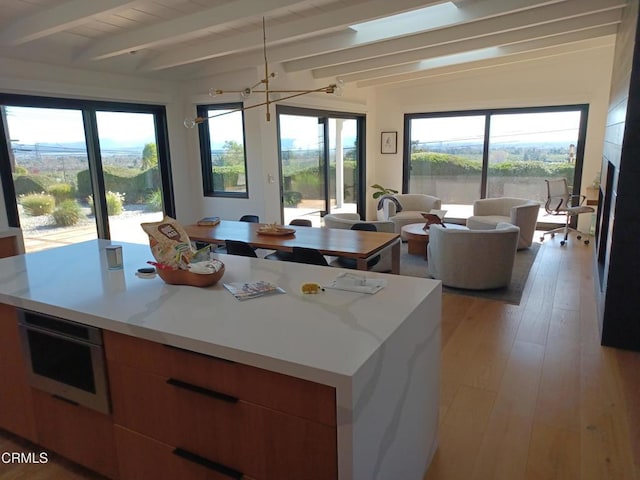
376,194,442,235
466,197,539,250
427,223,520,290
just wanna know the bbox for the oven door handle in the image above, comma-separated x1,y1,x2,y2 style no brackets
18,322,99,346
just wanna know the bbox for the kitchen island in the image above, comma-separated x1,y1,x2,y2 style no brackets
0,239,441,480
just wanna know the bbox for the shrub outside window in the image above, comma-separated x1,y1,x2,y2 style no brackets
198,103,249,197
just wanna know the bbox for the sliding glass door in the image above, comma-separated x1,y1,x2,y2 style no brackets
277,106,364,226
0,96,173,253
95,111,164,244
405,105,587,224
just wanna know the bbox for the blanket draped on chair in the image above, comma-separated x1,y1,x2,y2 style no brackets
377,195,403,212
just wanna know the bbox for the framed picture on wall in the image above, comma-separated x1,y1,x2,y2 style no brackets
381,131,397,154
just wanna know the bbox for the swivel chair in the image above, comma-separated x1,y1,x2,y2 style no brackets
540,178,594,246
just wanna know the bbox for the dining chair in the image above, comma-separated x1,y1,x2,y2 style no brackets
214,215,261,253
292,247,330,266
225,239,258,257
289,218,312,227
264,219,312,261
337,223,380,269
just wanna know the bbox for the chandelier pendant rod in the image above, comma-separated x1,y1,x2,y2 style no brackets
262,17,271,122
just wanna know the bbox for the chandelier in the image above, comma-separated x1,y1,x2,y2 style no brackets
184,18,343,128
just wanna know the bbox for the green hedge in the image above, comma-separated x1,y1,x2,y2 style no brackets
282,161,357,199
212,165,243,190
410,152,575,180
77,166,159,204
13,175,55,196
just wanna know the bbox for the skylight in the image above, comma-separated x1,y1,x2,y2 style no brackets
350,2,458,38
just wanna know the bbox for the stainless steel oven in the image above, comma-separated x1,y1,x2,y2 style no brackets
17,308,110,414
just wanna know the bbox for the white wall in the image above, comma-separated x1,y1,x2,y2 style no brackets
183,68,368,224
366,45,615,222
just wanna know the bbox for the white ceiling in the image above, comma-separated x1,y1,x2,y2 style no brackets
0,0,625,88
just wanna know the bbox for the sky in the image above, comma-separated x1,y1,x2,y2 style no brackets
410,111,582,146
5,105,581,151
5,106,156,147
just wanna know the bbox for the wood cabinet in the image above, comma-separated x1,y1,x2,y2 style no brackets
105,331,338,480
0,234,19,259
0,304,36,441
31,389,119,479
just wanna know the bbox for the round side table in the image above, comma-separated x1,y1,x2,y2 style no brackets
401,223,467,259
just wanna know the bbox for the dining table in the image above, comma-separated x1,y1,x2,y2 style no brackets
185,220,402,274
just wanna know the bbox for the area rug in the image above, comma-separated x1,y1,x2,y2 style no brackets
399,242,540,305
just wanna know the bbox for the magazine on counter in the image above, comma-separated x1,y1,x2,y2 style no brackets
223,280,286,301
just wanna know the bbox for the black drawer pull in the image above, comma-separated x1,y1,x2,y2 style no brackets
172,448,243,479
166,378,238,403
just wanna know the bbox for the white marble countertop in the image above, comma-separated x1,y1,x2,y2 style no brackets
0,239,440,386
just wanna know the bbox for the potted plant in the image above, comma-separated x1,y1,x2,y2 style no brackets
370,184,398,199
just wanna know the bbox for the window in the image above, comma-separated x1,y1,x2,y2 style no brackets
404,105,588,224
0,94,174,253
197,103,248,197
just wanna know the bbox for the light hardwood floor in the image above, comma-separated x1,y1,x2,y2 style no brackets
1,233,638,480
427,233,640,480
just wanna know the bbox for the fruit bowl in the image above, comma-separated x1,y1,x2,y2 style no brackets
157,263,225,287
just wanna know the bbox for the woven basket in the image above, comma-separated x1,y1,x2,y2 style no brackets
157,264,225,287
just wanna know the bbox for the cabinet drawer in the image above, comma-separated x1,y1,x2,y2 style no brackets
115,426,236,480
104,330,335,426
110,363,337,480
0,236,18,258
32,389,119,479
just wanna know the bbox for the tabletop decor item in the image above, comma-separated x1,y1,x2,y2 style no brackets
156,260,225,287
141,216,225,287
421,212,445,230
256,224,296,236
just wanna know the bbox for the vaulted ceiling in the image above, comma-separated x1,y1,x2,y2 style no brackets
0,0,625,88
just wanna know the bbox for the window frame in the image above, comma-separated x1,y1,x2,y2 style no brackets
197,103,249,198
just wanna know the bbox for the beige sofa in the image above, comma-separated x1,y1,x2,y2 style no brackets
376,194,442,235
427,223,520,290
466,197,539,250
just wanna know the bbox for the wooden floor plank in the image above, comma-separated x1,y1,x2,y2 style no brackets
534,307,582,432
471,341,545,480
425,385,496,480
525,422,581,480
